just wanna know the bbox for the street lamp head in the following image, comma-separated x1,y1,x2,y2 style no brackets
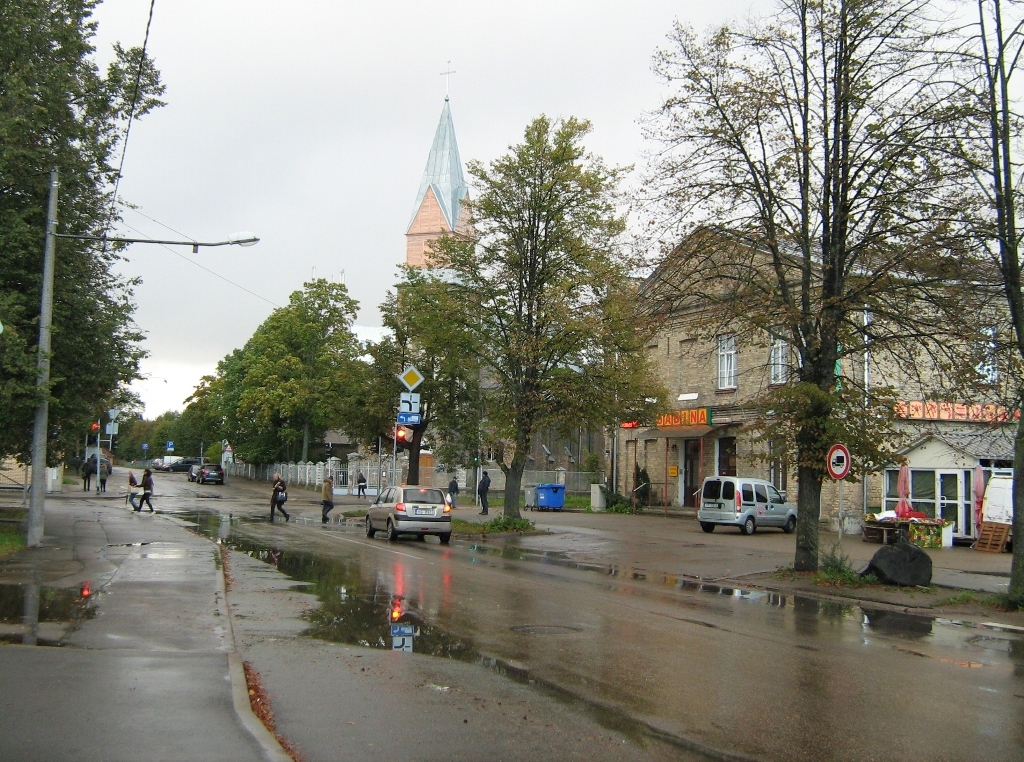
229,231,259,247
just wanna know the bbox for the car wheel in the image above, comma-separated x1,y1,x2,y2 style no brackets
700,522,716,533
387,519,399,542
439,533,451,545
742,516,756,535
416,534,426,541
365,515,376,538
784,515,797,534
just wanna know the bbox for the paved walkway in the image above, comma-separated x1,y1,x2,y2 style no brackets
0,497,270,762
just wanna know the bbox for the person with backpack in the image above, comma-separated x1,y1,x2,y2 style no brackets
271,473,290,522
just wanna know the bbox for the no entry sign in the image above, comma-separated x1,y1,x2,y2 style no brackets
826,443,851,480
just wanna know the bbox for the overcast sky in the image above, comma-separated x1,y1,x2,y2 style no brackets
91,0,763,416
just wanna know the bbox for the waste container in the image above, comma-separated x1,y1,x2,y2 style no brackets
525,485,538,509
536,483,565,511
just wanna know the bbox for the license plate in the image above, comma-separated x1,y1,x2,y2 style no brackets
703,502,718,510
414,508,433,516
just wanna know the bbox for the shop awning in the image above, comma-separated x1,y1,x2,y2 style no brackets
633,425,714,439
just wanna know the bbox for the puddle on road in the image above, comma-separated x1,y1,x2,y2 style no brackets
0,583,95,646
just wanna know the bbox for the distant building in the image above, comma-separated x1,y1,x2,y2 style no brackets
405,98,471,268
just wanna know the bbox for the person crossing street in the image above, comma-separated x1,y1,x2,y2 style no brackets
321,475,335,523
270,473,290,522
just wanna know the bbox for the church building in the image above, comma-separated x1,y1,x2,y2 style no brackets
405,98,471,268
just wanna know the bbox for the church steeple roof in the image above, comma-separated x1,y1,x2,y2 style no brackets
408,99,467,233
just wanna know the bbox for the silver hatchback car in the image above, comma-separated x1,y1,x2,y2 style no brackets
366,486,452,543
698,476,798,535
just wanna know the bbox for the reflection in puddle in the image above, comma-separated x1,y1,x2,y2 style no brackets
0,583,95,646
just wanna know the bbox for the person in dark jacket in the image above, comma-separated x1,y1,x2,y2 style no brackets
127,471,140,511
137,469,155,512
271,473,290,522
82,458,94,492
98,462,109,493
447,476,459,507
478,471,491,515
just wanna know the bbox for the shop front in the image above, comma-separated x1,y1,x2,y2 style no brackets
883,431,1013,541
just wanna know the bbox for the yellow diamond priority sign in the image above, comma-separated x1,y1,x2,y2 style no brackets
398,365,425,392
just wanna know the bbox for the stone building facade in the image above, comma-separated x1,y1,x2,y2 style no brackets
614,229,1016,539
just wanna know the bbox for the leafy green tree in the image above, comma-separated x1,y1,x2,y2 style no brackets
431,116,663,519
645,0,980,570
208,279,361,463
351,268,482,484
0,0,164,462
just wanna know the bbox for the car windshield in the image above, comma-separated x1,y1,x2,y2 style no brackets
403,488,446,504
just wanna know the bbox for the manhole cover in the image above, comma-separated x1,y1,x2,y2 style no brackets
510,625,582,636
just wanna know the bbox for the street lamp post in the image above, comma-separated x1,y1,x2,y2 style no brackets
27,166,259,546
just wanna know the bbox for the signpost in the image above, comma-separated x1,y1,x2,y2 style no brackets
166,441,174,453
397,412,421,425
398,366,424,392
827,444,851,543
142,443,149,452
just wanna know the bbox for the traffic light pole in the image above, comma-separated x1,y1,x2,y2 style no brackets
27,169,59,547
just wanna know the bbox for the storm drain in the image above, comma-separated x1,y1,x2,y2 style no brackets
510,625,582,636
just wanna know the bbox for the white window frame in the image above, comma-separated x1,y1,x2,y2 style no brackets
769,335,788,385
717,334,738,390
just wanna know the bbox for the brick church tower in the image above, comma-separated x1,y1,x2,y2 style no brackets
405,98,470,268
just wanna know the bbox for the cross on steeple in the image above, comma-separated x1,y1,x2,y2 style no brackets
440,60,456,100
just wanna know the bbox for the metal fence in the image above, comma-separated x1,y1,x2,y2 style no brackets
225,458,344,489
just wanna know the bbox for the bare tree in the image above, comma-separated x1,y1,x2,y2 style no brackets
645,0,978,570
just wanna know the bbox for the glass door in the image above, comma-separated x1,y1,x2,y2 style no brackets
938,471,964,536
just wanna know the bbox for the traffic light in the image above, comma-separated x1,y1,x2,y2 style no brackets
370,438,380,455
90,422,100,432
395,426,413,452
389,596,403,623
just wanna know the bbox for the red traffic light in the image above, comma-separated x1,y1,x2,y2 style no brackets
396,426,413,444
90,422,100,431
390,597,403,622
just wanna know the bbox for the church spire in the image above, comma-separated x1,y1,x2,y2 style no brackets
405,98,470,268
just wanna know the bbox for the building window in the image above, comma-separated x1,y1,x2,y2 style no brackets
769,441,788,493
769,335,788,385
978,326,999,384
717,335,737,389
717,437,737,476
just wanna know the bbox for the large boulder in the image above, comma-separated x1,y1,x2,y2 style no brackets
862,540,932,586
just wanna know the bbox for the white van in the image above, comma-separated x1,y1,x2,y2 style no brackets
698,476,798,535
982,475,1014,528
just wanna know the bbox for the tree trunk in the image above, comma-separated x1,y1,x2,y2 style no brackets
1010,415,1024,602
301,421,310,463
794,462,823,571
407,427,424,485
503,452,525,520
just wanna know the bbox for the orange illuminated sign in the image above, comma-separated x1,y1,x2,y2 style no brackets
895,400,1020,423
656,408,711,428
620,420,639,429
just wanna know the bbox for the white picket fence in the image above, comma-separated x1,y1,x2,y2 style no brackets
226,459,344,488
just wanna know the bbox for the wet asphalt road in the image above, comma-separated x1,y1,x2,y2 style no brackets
165,474,1024,761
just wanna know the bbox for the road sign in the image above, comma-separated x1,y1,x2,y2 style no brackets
166,441,174,452
826,443,851,480
107,408,121,421
142,443,149,451
392,636,413,652
398,365,424,391
400,392,420,414
104,422,119,435
397,412,422,425
390,624,415,637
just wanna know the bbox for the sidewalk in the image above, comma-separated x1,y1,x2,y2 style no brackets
0,496,277,762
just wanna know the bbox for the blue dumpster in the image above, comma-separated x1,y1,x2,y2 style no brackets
536,483,565,511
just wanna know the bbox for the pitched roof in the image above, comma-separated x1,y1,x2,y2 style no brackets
408,99,467,233
899,430,1016,461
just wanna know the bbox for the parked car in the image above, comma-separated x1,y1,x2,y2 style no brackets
167,457,201,473
698,476,798,535
366,486,451,543
196,463,225,485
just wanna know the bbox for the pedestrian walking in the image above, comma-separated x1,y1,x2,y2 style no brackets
82,458,94,492
321,475,335,523
356,470,367,498
447,476,459,507
137,469,155,512
98,462,109,493
270,473,290,522
478,470,491,515
126,471,140,511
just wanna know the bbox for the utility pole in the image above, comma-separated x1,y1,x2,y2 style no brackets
28,169,59,547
